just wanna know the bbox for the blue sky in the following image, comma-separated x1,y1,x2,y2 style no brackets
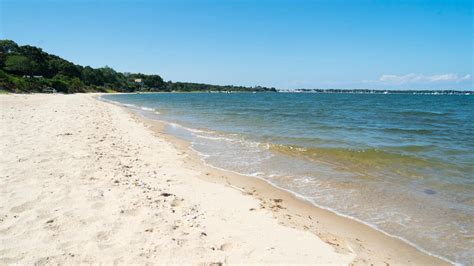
1,0,472,90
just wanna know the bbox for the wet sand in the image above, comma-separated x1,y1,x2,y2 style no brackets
0,93,447,264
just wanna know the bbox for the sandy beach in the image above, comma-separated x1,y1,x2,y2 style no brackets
0,93,447,265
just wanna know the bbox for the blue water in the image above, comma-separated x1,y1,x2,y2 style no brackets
103,92,474,264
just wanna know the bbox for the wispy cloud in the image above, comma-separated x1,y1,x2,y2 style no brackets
378,73,471,84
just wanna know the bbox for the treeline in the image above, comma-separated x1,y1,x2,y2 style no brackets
0,40,276,93
285,88,473,95
165,82,275,92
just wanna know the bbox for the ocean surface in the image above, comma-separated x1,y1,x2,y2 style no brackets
103,92,473,264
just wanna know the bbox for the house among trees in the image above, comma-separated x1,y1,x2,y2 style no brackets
22,75,43,79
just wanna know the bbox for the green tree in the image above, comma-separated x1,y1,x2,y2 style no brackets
0,40,19,54
50,74,70,93
69,77,84,93
82,66,100,85
0,40,19,68
3,55,39,76
144,75,164,89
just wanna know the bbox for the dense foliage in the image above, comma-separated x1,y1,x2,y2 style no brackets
0,40,276,93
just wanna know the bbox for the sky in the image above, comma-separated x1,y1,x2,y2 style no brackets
1,0,472,90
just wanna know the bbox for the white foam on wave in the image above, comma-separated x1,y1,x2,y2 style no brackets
140,106,159,113
167,122,212,134
99,96,161,114
195,134,236,142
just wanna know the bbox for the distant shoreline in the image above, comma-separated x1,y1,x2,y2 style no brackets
2,89,473,96
279,89,473,95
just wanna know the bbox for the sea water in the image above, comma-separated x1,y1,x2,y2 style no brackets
103,92,473,264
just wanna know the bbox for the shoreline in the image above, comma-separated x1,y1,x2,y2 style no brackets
0,93,448,264
105,95,451,265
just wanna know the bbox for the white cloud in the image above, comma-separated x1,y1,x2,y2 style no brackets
459,74,472,81
379,73,471,84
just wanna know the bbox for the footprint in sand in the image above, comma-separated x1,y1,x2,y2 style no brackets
91,202,105,210
120,208,140,216
219,243,233,251
170,198,183,207
96,230,111,241
10,201,35,213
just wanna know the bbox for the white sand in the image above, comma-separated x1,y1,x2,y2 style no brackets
0,94,354,264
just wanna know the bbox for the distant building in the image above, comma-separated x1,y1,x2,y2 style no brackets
42,87,57,93
133,78,145,91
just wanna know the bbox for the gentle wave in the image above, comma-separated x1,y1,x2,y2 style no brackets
383,144,437,152
397,110,449,117
380,127,435,135
99,97,160,114
266,143,461,178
